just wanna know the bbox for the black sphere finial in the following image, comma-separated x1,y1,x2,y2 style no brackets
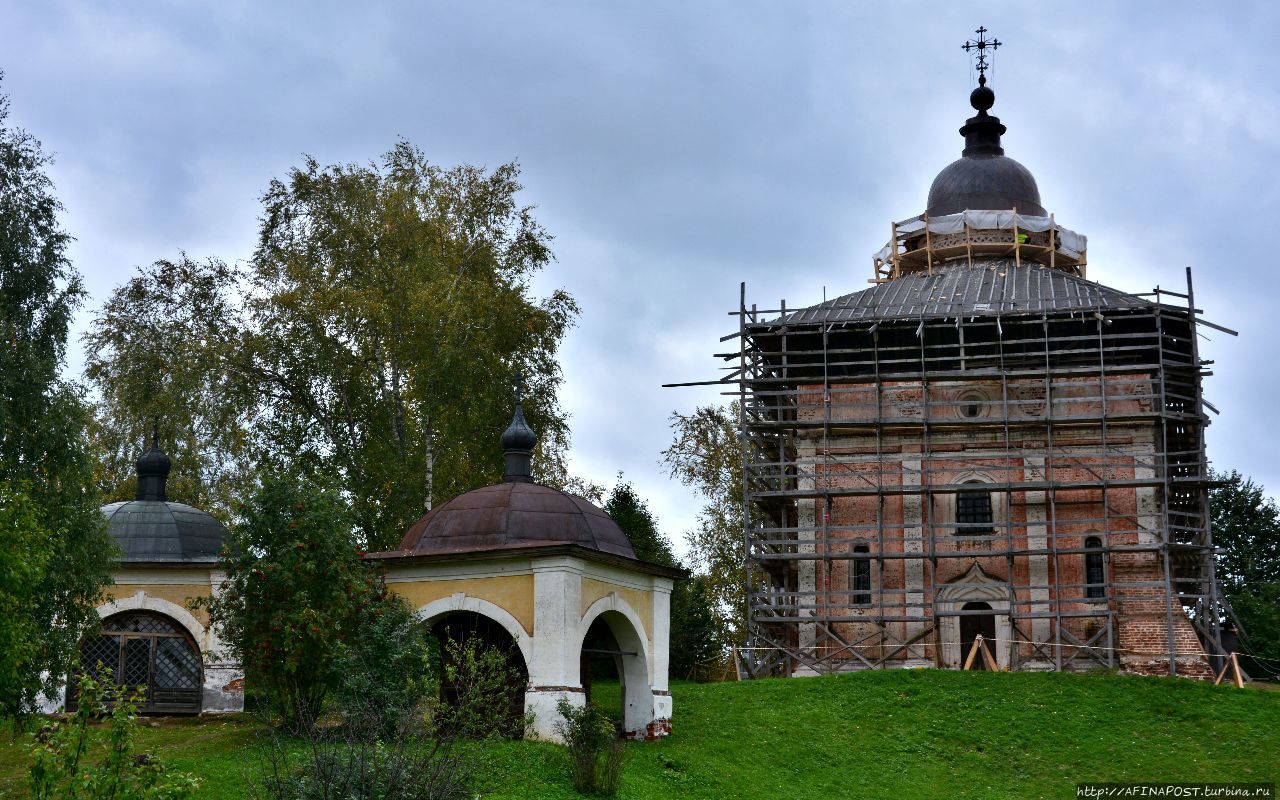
970,84,995,113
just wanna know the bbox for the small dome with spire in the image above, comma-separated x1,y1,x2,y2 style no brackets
926,81,1045,218
101,428,226,563
393,380,638,561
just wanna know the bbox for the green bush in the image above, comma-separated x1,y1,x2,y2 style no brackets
554,699,624,796
198,476,425,731
26,671,200,799
433,636,531,741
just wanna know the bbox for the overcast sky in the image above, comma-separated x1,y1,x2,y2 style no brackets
3,2,1277,553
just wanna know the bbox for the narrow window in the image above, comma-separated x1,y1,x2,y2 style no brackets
956,482,994,534
851,545,871,605
1085,536,1105,599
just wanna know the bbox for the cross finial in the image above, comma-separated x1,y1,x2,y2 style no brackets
513,369,525,406
962,26,1001,87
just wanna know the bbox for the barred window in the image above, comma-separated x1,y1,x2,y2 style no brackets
1085,536,1105,599
850,545,871,605
69,611,201,714
956,483,994,534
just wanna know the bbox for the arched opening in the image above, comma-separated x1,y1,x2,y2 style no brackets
581,617,625,726
959,601,996,671
69,611,202,714
849,544,871,605
429,611,528,738
1084,536,1105,599
578,610,650,737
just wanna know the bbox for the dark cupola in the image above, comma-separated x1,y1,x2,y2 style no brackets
500,390,538,483
134,426,172,501
100,426,227,563
925,30,1045,217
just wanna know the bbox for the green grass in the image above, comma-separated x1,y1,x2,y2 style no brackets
3,670,1278,799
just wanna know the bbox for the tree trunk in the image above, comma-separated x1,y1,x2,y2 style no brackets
423,413,434,512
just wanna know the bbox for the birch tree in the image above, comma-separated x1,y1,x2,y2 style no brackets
87,143,578,550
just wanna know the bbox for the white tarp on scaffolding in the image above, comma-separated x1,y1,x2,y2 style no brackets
874,211,1087,263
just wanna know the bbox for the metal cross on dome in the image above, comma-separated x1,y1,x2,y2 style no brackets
513,369,525,405
962,26,1001,86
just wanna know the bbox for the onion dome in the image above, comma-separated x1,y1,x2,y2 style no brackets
101,428,226,563
396,394,637,559
926,80,1046,217
500,398,538,483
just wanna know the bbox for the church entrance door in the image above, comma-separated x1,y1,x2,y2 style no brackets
959,601,996,670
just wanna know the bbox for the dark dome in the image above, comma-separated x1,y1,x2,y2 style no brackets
103,430,227,563
926,155,1045,217
102,500,226,563
924,82,1046,218
398,482,637,560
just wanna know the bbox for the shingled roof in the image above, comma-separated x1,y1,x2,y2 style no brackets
776,260,1151,326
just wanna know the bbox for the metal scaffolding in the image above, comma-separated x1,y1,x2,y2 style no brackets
712,259,1235,679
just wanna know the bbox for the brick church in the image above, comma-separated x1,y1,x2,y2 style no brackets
731,31,1228,678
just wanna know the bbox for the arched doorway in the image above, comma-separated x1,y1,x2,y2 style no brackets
959,601,997,670
581,617,625,727
429,611,529,738
578,609,650,737
70,611,202,714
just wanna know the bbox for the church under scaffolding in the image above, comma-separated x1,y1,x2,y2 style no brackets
686,31,1237,679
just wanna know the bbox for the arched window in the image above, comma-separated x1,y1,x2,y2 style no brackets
957,390,988,419
850,545,871,605
956,481,994,534
1085,536,1105,599
71,611,202,714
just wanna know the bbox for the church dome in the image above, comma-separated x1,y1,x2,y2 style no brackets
925,83,1046,217
398,481,636,559
101,432,227,563
397,393,637,560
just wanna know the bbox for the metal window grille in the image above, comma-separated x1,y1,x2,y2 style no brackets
850,545,871,604
956,488,994,533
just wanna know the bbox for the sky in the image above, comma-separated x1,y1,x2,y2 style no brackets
2,2,1278,554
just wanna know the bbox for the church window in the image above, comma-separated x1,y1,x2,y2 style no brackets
850,544,871,605
956,482,994,534
1085,536,1105,599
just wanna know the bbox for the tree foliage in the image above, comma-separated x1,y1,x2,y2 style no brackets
662,402,747,646
198,475,429,730
84,256,254,516
0,78,114,720
1209,469,1280,667
87,143,579,549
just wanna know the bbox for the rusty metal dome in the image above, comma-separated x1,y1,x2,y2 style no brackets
396,391,637,559
397,482,637,559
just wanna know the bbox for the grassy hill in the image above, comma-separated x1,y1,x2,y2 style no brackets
2,670,1277,799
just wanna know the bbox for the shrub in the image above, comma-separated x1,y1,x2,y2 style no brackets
433,636,531,741
26,671,200,799
198,475,422,731
247,705,475,800
249,640,526,800
554,699,625,796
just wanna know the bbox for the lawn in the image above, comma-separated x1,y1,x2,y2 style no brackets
3,670,1278,799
